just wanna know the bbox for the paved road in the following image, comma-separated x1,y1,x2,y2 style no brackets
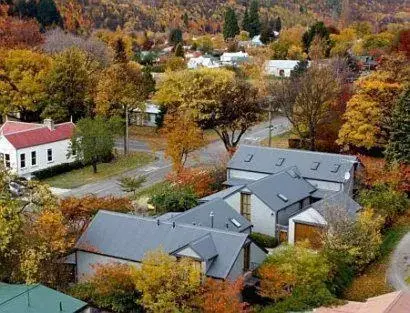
387,232,410,291
60,117,290,197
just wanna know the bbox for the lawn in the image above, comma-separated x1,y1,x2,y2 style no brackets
261,131,292,148
133,181,169,199
343,210,410,301
43,152,154,189
129,126,220,151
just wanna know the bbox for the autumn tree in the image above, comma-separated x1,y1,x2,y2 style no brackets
270,64,341,151
385,88,410,164
155,68,261,152
70,116,116,173
0,49,51,121
70,263,141,313
166,167,214,198
198,278,249,313
118,176,146,196
258,264,296,301
43,47,100,122
132,249,200,313
162,114,204,171
223,7,240,40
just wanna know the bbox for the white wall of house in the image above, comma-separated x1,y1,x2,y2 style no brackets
75,251,141,282
228,169,268,181
227,242,266,280
288,208,327,245
0,137,16,172
343,166,356,196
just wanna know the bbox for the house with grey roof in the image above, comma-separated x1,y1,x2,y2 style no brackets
227,145,359,197
72,210,267,281
201,168,316,238
288,191,362,247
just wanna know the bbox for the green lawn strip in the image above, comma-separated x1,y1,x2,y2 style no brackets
43,152,154,189
261,131,291,148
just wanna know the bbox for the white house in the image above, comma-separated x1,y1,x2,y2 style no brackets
265,60,308,77
130,102,161,127
0,119,76,178
187,55,221,69
220,51,249,66
71,210,267,281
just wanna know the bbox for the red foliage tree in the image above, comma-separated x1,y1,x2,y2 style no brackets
396,29,410,59
166,167,215,198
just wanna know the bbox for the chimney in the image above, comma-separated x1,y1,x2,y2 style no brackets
210,211,214,228
172,221,176,228
43,118,55,131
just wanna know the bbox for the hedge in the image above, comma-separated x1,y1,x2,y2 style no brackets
32,161,84,180
250,232,278,249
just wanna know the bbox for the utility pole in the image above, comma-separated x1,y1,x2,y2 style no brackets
268,101,273,147
124,105,129,155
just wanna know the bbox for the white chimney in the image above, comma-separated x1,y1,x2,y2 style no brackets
43,118,55,131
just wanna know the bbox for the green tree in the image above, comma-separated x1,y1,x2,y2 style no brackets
174,43,184,58
118,176,146,196
248,0,261,38
43,48,99,122
35,0,61,29
70,117,115,173
149,184,198,214
242,7,250,33
302,22,331,56
386,89,410,164
169,28,183,46
223,7,240,40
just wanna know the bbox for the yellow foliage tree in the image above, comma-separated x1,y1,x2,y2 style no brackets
132,249,201,313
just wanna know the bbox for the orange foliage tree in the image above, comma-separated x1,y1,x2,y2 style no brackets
258,263,296,301
162,113,204,172
357,155,410,192
198,277,249,313
0,5,43,48
57,0,92,35
60,195,133,235
166,167,214,198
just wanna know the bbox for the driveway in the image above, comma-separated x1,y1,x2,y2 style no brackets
60,117,290,197
387,232,410,291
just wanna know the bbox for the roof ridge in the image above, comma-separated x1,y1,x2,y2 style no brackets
4,125,46,136
246,166,305,187
98,210,248,238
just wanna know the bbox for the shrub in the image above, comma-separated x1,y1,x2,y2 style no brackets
166,167,214,198
149,184,198,213
250,232,277,248
33,161,83,180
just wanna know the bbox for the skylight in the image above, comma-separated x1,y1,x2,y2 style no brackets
230,218,242,228
287,169,299,178
276,157,285,166
331,164,341,173
277,193,288,202
310,162,320,170
244,153,253,162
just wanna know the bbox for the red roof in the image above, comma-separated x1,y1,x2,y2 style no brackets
1,121,75,149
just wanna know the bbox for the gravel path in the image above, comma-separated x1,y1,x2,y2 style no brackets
387,232,410,291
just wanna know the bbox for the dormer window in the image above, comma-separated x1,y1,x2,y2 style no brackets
331,164,341,173
244,154,253,162
230,218,241,228
277,193,288,202
311,162,320,170
276,157,285,166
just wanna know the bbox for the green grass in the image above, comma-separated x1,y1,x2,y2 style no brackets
133,181,170,199
43,152,154,189
261,131,291,148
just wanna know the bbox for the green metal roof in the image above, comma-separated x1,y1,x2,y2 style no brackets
0,283,87,313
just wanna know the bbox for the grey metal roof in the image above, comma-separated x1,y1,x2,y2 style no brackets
223,178,254,187
228,145,358,183
156,212,181,221
188,233,218,260
311,188,338,200
247,167,316,212
169,198,252,233
76,210,248,279
200,185,245,202
311,191,362,218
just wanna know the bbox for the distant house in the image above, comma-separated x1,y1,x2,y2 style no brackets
201,168,316,238
187,55,221,69
0,283,89,313
288,191,361,247
226,146,359,197
220,51,249,66
265,60,307,77
0,119,76,178
72,210,267,281
251,35,264,46
130,102,161,127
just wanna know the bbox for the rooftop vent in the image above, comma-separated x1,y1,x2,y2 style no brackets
244,153,253,162
331,164,341,173
230,218,242,228
310,162,320,170
276,157,285,166
277,193,288,202
287,169,300,178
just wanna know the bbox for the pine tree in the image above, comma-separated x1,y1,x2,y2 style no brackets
36,0,61,29
223,7,240,40
242,7,250,32
174,43,184,58
113,38,128,63
275,17,282,32
248,0,261,38
169,28,183,46
386,89,410,164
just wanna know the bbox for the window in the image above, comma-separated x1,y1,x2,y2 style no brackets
72,148,77,156
279,69,285,77
240,193,251,221
310,161,320,170
20,153,26,168
331,164,341,173
244,153,253,162
31,151,36,166
4,154,10,168
47,149,53,162
276,157,285,166
277,193,288,202
243,244,250,271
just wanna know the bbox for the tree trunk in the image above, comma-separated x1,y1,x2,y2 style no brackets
92,162,98,173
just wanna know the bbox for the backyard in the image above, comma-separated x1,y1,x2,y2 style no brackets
43,152,154,189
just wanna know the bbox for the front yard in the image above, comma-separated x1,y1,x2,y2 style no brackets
261,131,291,148
43,152,154,189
